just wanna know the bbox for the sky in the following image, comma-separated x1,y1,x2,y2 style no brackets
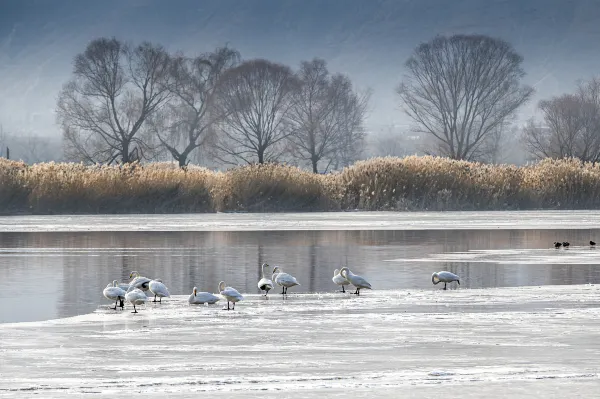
1,0,600,138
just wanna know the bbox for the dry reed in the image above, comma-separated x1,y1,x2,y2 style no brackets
1,156,599,214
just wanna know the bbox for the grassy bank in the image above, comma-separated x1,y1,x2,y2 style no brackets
1,156,599,214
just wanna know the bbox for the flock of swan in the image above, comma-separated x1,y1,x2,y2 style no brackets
103,266,461,313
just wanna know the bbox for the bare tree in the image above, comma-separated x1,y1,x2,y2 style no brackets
397,34,534,161
523,78,600,162
210,59,299,164
149,46,240,167
288,59,369,173
57,37,172,164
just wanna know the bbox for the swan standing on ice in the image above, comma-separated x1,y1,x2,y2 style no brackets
129,271,152,292
431,271,460,290
103,280,126,310
332,268,350,293
149,279,170,303
125,286,148,313
272,266,300,295
188,287,220,305
340,267,371,296
257,263,274,296
219,281,244,310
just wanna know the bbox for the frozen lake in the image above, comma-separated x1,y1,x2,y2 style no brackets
1,211,600,397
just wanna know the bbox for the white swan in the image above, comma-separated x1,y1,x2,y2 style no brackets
149,279,170,303
103,280,126,310
272,266,300,295
257,263,274,296
188,287,220,305
332,268,350,293
432,271,460,290
218,281,244,310
129,270,151,292
125,285,148,313
340,267,371,296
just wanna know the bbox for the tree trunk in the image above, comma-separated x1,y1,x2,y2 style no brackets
121,141,130,164
257,149,264,164
311,158,319,173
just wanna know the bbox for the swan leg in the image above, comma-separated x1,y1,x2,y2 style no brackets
153,294,157,303
132,304,138,314
356,288,361,296
233,302,235,310
119,298,124,309
159,297,162,303
444,282,447,290
281,287,285,294
341,285,345,293
112,299,118,310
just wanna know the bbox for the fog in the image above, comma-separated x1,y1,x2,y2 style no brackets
1,0,600,164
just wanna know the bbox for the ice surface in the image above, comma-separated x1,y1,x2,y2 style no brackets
2,210,600,232
1,285,600,397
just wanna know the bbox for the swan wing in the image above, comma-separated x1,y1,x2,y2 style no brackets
258,278,274,290
278,273,299,287
149,280,170,297
349,275,372,289
221,287,244,300
333,274,349,285
438,271,460,282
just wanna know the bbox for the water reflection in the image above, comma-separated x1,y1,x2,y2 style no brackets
1,229,600,323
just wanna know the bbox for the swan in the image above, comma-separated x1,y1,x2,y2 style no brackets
272,266,300,294
431,271,460,290
340,267,371,296
218,281,244,310
188,287,221,305
125,285,148,313
149,279,170,303
332,268,350,293
103,280,126,310
257,263,274,296
129,270,151,292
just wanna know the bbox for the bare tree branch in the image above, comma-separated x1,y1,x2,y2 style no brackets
57,37,173,164
287,58,369,173
148,46,240,167
397,34,533,161
523,77,600,162
210,59,299,164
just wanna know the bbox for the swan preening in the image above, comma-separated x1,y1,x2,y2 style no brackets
103,280,126,310
431,271,460,290
340,267,371,295
188,287,220,305
149,279,170,303
272,266,300,294
129,271,151,292
219,281,244,310
332,268,350,293
257,263,274,296
125,285,148,313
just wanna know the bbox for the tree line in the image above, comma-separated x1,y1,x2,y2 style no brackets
54,34,599,171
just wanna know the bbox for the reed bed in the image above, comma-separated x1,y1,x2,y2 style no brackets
1,156,599,214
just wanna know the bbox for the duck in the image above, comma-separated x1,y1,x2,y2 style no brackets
257,263,274,296
218,281,244,310
272,266,300,295
148,279,170,303
554,242,562,248
332,268,350,293
125,286,148,313
188,287,220,305
562,241,570,248
103,280,126,310
590,240,596,246
128,271,152,292
431,271,460,290
340,267,371,296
